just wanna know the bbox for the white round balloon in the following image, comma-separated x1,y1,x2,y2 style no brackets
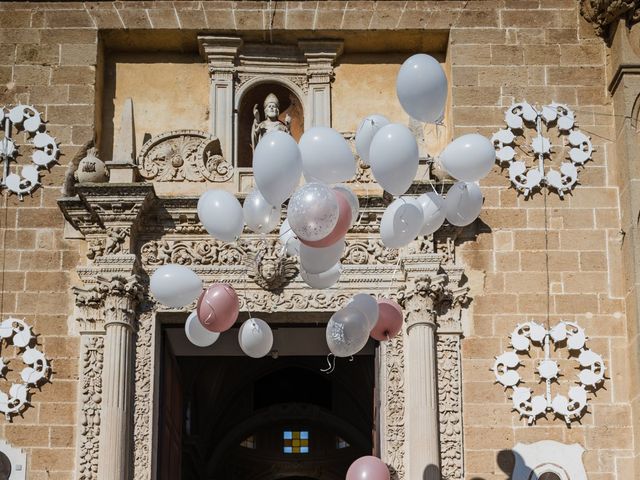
150,264,202,308
300,127,356,183
439,133,496,182
300,239,345,275
444,181,483,227
279,219,300,257
396,53,447,123
185,311,219,348
300,263,341,289
253,131,302,205
287,183,339,242
238,318,273,358
326,307,371,357
348,293,379,331
355,114,390,165
369,124,419,196
417,191,446,236
243,188,280,234
380,197,423,249
198,189,244,242
333,184,359,225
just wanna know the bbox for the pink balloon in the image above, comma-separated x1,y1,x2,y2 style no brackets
346,456,390,480
370,299,403,341
300,189,352,248
196,283,239,333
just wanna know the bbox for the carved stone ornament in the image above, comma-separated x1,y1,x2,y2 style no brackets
137,130,232,182
78,335,104,480
580,0,640,38
0,318,50,420
492,102,593,198
494,321,606,425
1,105,59,199
75,147,108,184
244,241,298,292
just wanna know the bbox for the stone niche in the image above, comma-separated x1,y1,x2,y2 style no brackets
236,81,304,168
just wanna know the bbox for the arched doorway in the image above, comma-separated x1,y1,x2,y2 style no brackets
158,322,376,480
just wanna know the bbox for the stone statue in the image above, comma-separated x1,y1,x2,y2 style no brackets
251,93,291,150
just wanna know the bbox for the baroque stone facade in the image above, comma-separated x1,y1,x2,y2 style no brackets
0,1,638,480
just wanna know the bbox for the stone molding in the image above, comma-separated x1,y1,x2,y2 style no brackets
580,0,640,38
60,182,471,480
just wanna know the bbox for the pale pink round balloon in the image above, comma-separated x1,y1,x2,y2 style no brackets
346,455,390,480
300,189,352,248
370,298,403,341
196,283,239,333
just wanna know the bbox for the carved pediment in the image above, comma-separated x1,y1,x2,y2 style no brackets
137,130,232,182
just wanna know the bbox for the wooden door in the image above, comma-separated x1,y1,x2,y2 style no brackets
158,334,183,480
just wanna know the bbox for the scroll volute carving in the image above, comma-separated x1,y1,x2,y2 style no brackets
238,83,303,168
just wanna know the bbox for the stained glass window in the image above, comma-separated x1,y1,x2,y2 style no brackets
283,430,309,454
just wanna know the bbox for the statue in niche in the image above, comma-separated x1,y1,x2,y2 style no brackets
251,93,291,150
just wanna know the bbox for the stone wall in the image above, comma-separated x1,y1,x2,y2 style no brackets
0,1,635,479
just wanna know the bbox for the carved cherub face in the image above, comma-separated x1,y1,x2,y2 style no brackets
264,101,279,120
259,260,277,281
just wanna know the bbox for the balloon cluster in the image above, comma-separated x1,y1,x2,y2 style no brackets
150,266,273,357
150,53,495,355
327,294,403,357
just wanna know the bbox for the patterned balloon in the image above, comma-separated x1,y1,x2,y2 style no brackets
287,183,339,242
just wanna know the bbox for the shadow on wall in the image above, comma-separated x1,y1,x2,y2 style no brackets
419,449,540,480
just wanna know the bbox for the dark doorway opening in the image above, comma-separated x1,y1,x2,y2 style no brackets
158,324,376,480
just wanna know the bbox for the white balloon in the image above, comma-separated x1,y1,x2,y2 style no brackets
243,188,280,234
300,263,341,289
300,239,345,274
253,131,302,205
444,181,483,227
369,124,419,196
417,191,446,235
198,189,244,242
348,293,379,331
150,264,203,308
326,307,370,357
355,114,390,165
185,311,219,347
279,219,300,257
333,184,359,225
380,197,423,248
238,318,273,358
440,133,496,182
287,183,339,242
396,53,447,123
300,127,356,183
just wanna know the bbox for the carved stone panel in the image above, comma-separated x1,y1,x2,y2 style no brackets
137,130,232,182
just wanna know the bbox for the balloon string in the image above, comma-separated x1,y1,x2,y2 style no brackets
320,353,336,374
243,263,253,319
354,177,370,228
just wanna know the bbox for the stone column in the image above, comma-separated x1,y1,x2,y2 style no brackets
199,36,243,162
97,275,142,480
298,41,343,128
402,285,441,480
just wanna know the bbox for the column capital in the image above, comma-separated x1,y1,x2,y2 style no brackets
580,0,640,39
398,273,470,334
